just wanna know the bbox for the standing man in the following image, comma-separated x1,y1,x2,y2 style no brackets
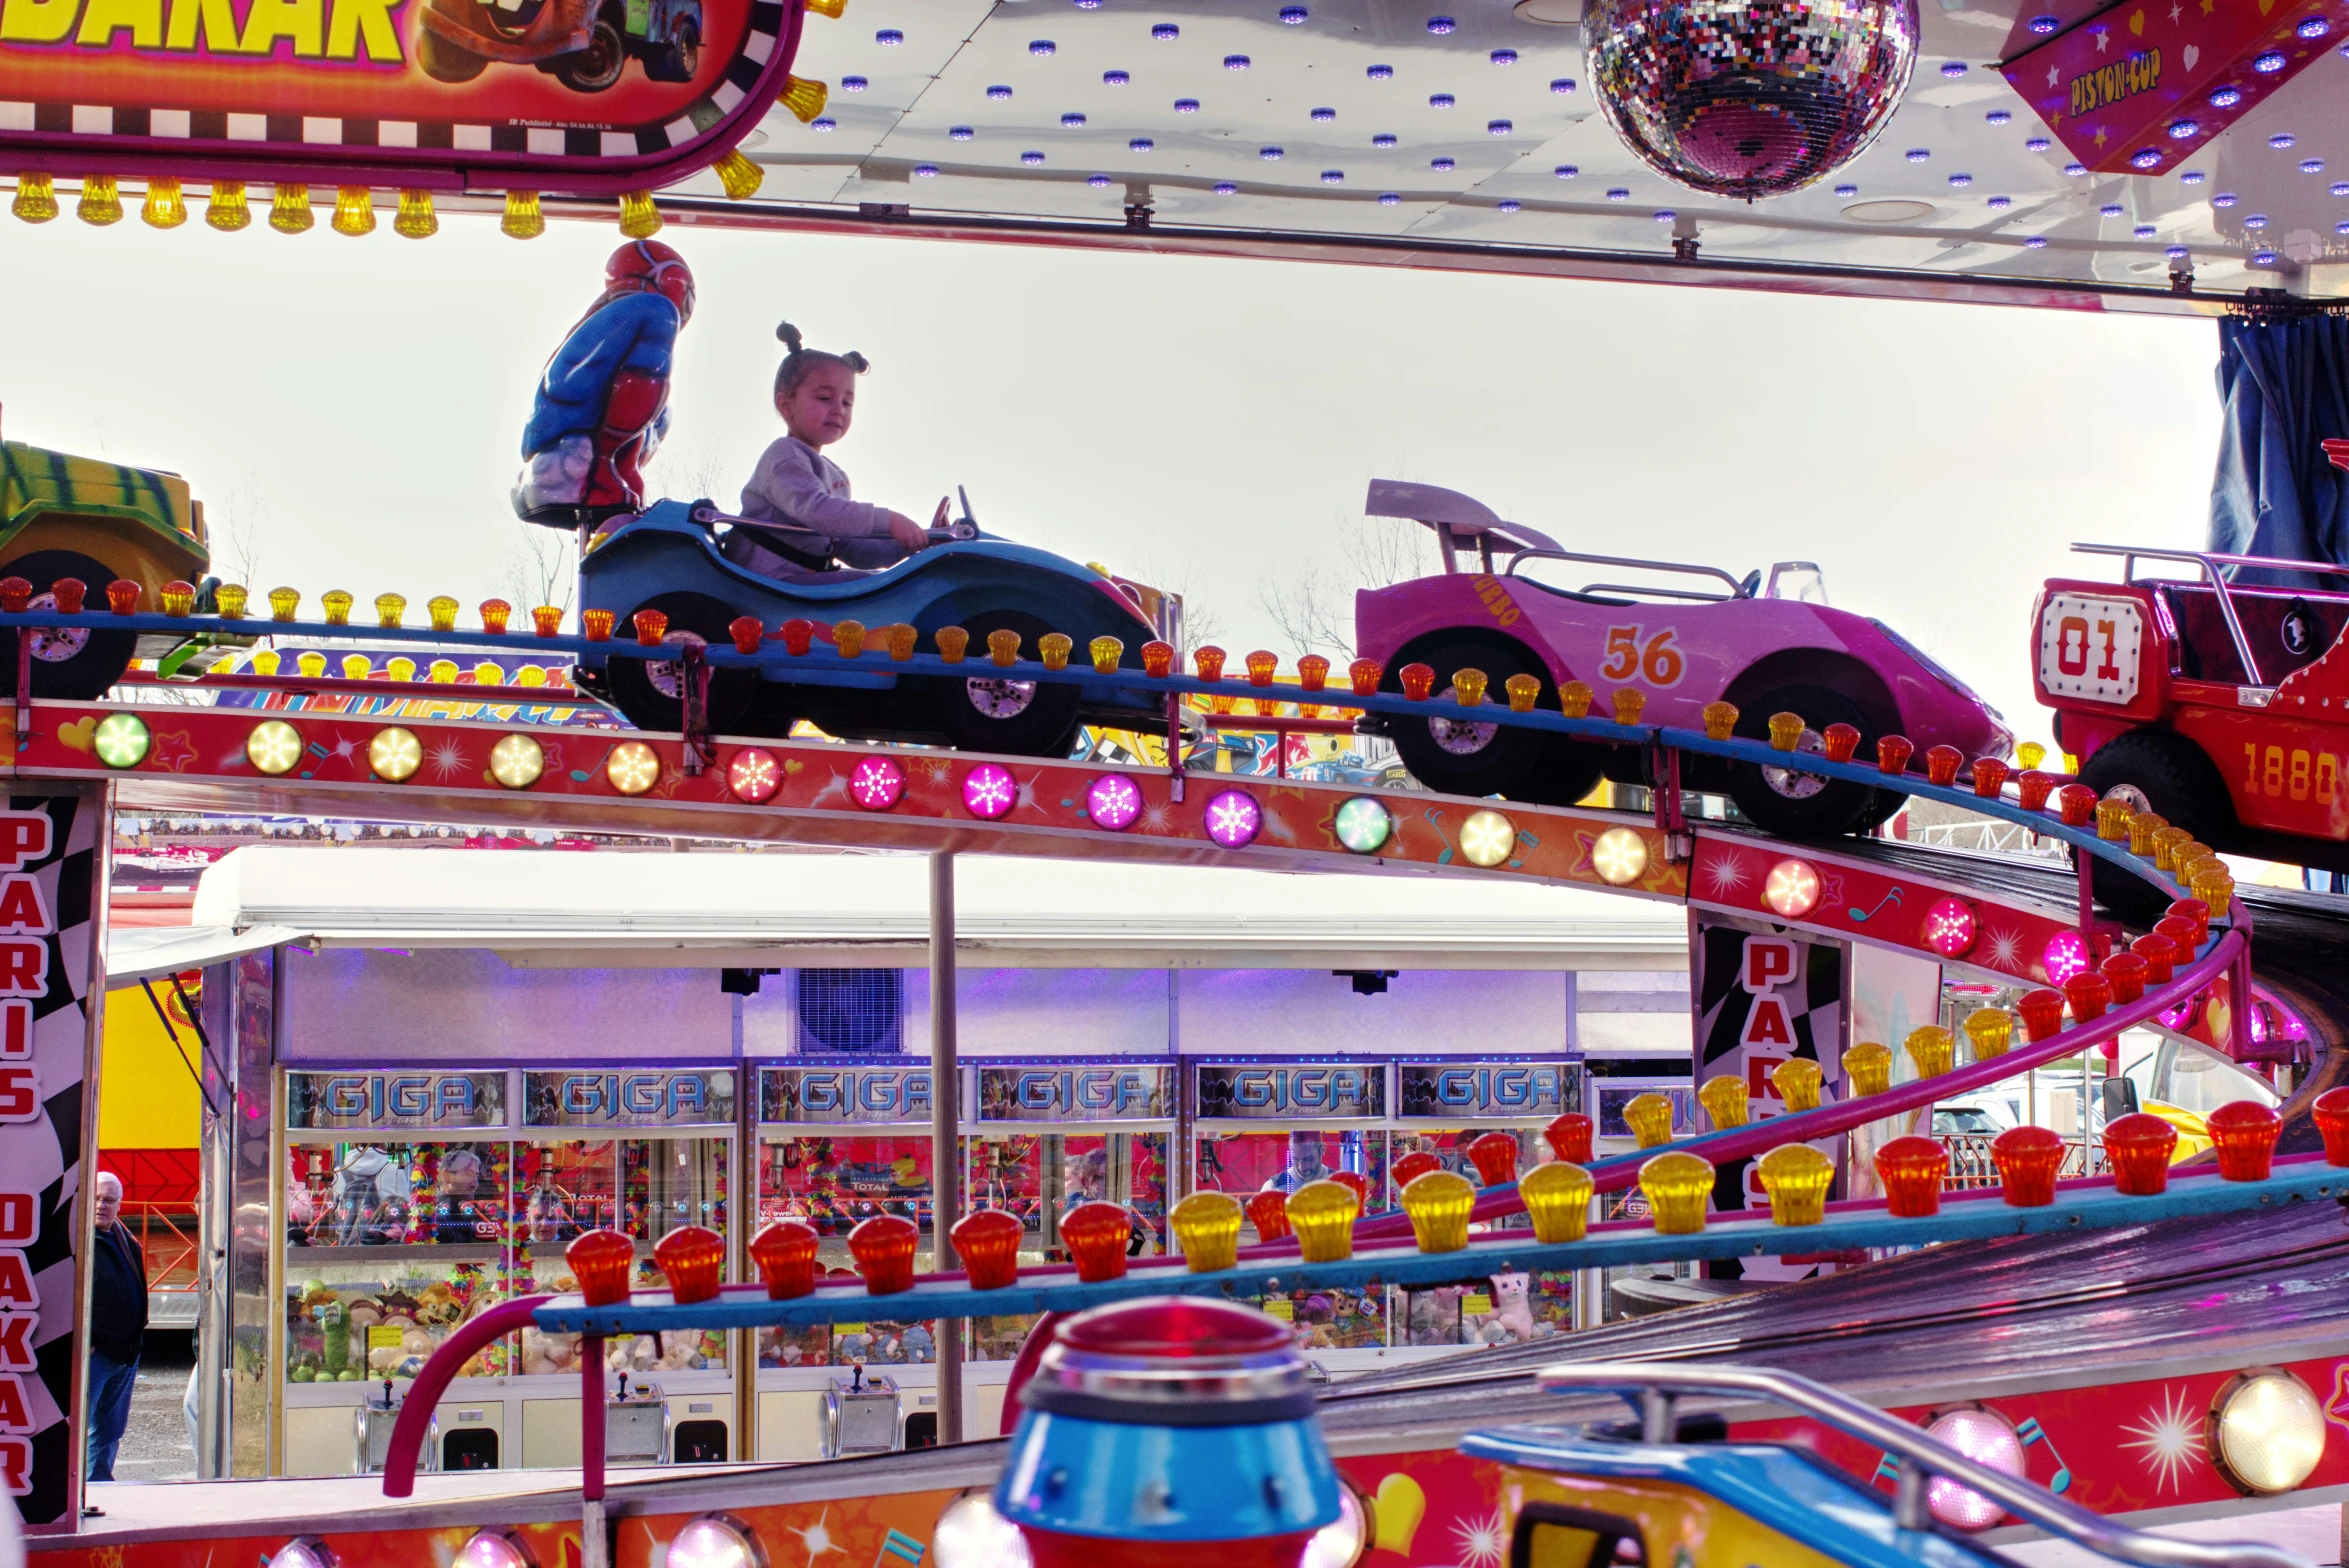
86,1171,145,1490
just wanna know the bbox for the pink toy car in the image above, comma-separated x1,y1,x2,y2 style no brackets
1351,481,2013,836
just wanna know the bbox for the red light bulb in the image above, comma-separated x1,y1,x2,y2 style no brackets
49,578,84,615
2206,1100,2281,1182
2315,1087,2349,1167
632,608,669,647
1875,734,1914,774
2015,988,2067,1042
105,578,142,616
1992,1125,2064,1208
2062,971,2113,1021
1347,657,1382,697
780,618,816,657
850,1213,920,1295
2154,915,2201,959
1465,1132,1519,1186
2056,783,2097,826
1391,1151,1443,1189
653,1225,724,1304
2167,898,2211,943
1244,1190,1291,1243
1399,662,1436,701
1328,1169,1369,1210
1059,1201,1133,1283
2015,770,2055,811
1874,1135,1948,1218
748,1220,820,1300
1971,756,2010,798
2100,950,2148,1005
1141,639,1176,677
952,1208,1025,1291
1821,722,1860,763
0,579,27,615
728,616,764,655
1545,1113,1594,1164
565,1228,636,1308
2131,933,2177,984
1923,745,1963,787
2103,1112,2179,1196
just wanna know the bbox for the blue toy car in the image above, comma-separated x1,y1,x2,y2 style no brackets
572,499,1175,756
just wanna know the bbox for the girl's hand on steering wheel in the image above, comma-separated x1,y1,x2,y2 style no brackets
886,512,930,553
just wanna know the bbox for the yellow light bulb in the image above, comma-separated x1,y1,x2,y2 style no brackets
1090,636,1123,674
249,650,280,677
2128,810,2168,856
393,188,437,239
1519,1160,1593,1244
1701,700,1739,740
1757,1143,1834,1227
1458,809,1516,868
987,628,1021,667
2194,870,2234,918
427,596,460,632
1842,1041,1891,1098
1904,1025,1954,1079
475,662,505,686
373,592,405,629
1558,680,1593,718
617,189,661,238
1622,1091,1676,1149
268,183,312,234
832,620,866,658
267,586,301,622
1770,1057,1822,1113
714,148,764,200
1590,825,1650,886
369,727,422,782
1638,1151,1713,1235
780,75,830,123
215,584,249,619
78,174,124,226
296,652,327,678
1698,1073,1748,1131
205,179,249,231
2017,741,2047,770
516,665,547,687
1038,632,1073,672
1451,667,1488,707
1767,710,1805,750
12,173,57,223
883,623,917,661
1610,688,1646,725
320,590,353,626
1399,1170,1476,1254
386,657,416,683
1168,1191,1242,1273
1504,672,1540,712
607,740,662,796
501,190,545,240
332,187,375,236
489,733,544,789
245,720,303,776
428,660,459,683
1285,1178,1359,1262
341,655,372,680
141,177,187,229
2094,798,2132,842
1962,1008,2013,1062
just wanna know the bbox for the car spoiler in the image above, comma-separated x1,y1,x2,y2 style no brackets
1364,479,1564,561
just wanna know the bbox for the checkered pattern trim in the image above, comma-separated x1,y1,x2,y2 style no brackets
0,0,778,158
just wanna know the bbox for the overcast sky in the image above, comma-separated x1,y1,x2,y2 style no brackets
0,213,2218,753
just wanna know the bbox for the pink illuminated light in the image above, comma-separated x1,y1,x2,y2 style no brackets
1762,858,1821,919
2041,929,2089,985
1923,1409,2024,1530
727,748,782,804
1087,773,1143,831
1921,896,1977,959
849,755,906,811
1204,788,1264,848
961,763,1018,820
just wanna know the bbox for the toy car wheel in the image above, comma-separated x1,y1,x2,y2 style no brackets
645,17,698,80
0,550,138,702
603,592,758,735
415,21,488,81
2079,727,2236,914
1385,639,1560,800
554,10,627,91
930,611,1081,757
1727,685,1877,839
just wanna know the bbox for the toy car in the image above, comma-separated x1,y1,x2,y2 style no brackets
2035,542,2349,874
573,499,1172,756
1351,480,2012,836
0,438,213,699
416,0,703,91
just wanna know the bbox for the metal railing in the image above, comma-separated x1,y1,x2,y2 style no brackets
1533,1362,2312,1568
1904,817,2069,861
2074,541,2349,690
1945,1133,2091,1189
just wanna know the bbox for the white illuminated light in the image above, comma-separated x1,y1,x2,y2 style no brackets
1590,826,1650,886
489,733,545,790
453,1530,533,1568
1458,809,1516,868
1299,1483,1370,1568
246,720,303,776
368,727,421,783
1923,1408,2025,1530
266,1539,336,1568
1763,858,1822,918
606,740,662,796
666,1515,761,1568
931,1492,1033,1568
2213,1371,2326,1493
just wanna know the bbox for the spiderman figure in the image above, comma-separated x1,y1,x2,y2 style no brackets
512,239,696,526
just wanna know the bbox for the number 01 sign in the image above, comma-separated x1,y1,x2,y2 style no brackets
2039,594,2143,705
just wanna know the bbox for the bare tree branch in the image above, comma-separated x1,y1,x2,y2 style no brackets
506,530,576,618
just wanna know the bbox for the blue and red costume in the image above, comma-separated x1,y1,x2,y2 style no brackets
512,240,697,524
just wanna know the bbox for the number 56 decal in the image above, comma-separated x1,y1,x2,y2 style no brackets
2039,595,2143,705
1599,626,1685,686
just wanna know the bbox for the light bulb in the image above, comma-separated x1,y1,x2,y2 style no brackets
1169,1191,1242,1272
1519,1160,1592,1243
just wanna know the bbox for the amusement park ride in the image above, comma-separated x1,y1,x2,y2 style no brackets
13,0,2349,1563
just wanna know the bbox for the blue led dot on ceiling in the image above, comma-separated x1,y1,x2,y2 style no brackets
2063,162,2086,176
915,163,937,177
1556,164,1579,178
2099,202,2124,216
1653,208,1676,221
2246,213,2270,228
1321,169,1345,182
2271,132,2297,148
1225,54,1250,68
1104,70,1130,84
1262,146,1285,159
2169,119,2199,138
1312,106,1336,121
876,27,902,44
987,84,1013,100
2209,86,2243,107
1834,182,1858,196
1062,112,1086,127
1986,110,2011,124
2334,182,2349,196
2129,148,2162,168
1905,148,1929,162
1021,150,1044,164
1499,199,1521,211
811,116,836,130
2255,50,2287,70
1373,133,1397,147
1988,195,2012,209
1087,173,1110,187
2170,244,2191,257
1215,181,1238,194
2027,136,2052,151
1551,77,1577,92
1030,39,1056,55
2214,191,2239,206
2181,169,2205,183
1948,172,1972,187
1153,22,1179,38
1940,60,1967,76
950,126,974,140
1378,191,1402,204
2134,223,2156,237
1174,97,1200,112
1427,15,1456,33
1075,0,1099,7
1130,137,1153,151
841,75,867,91
1281,4,1309,21
1430,92,1455,107
2299,16,2329,36
1368,63,1393,79
2025,234,2048,247
1492,48,1518,63
1489,119,1513,134
1431,156,1455,170
2305,158,2326,173
2029,13,2058,31
2255,248,2279,263
2339,222,2349,235
1606,186,1629,199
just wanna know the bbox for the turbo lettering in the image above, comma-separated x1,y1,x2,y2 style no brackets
1470,574,1524,628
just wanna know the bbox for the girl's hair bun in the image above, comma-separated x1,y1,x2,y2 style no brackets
842,351,871,373
776,321,804,351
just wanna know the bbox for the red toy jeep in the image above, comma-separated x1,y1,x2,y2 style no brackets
2034,543,2349,873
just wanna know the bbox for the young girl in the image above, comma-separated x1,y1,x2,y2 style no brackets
724,322,938,575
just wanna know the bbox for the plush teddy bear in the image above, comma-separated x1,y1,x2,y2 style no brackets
1485,1272,1538,1342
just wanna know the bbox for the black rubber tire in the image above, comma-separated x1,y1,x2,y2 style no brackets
2078,727,2237,915
415,23,488,81
1385,639,1561,800
1853,788,1908,835
644,18,697,80
928,610,1082,757
1727,684,1878,839
0,550,137,702
554,14,627,90
602,592,758,736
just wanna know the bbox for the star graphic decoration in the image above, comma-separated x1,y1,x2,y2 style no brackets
427,739,470,781
2048,62,2062,85
147,729,197,773
2324,1362,2349,1436
2119,1385,2206,1494
787,1506,846,1567
1455,1507,1510,1568
1981,926,2026,973
1704,853,1752,896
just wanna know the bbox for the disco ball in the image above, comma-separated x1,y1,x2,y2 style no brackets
1583,0,1919,199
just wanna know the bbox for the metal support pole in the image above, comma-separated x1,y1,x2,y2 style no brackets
930,852,965,1445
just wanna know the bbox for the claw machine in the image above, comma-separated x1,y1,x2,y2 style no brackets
752,1059,947,1458
506,1066,739,1469
1189,1059,1397,1367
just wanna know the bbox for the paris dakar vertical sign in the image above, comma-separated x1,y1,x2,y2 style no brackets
0,796,106,1530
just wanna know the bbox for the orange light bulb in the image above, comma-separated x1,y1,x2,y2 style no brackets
1245,1190,1292,1243
2317,1087,2349,1167
1543,1113,1594,1164
1464,1132,1519,1185
1390,1151,1443,1190
1398,662,1435,701
1347,657,1381,696
2206,1101,2280,1183
565,1229,636,1308
1923,745,1963,786
1610,688,1646,725
1193,645,1226,682
748,1221,820,1299
951,1208,1025,1290
1060,1202,1133,1283
2016,988,2067,1042
653,1224,725,1305
1992,1125,2064,1207
1875,734,1914,775
1701,700,1738,740
849,1213,919,1295
1821,722,1861,763
1874,1135,1948,1218
1142,640,1175,677
2103,1112,2178,1196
